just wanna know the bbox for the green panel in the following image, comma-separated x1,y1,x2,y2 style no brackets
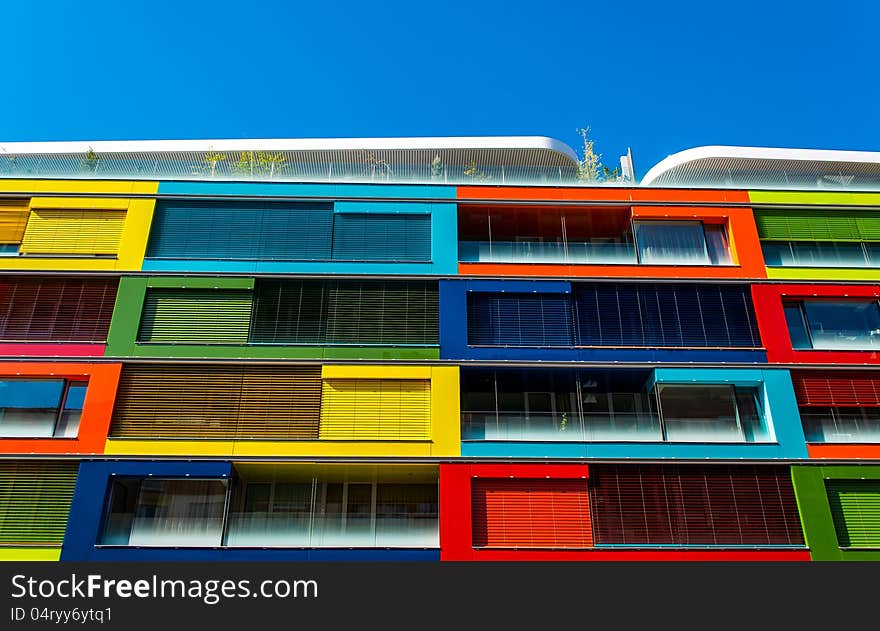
755,209,866,241
104,276,149,357
107,344,440,360
792,465,880,561
138,289,253,344
750,191,880,206
0,461,78,545
146,276,255,290
826,480,880,548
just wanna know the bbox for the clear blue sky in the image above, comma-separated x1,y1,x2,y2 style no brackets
2,1,877,176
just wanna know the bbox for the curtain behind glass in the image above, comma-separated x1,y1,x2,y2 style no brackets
634,221,709,265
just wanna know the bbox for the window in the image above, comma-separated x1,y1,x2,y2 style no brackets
784,300,880,351
801,407,880,443
657,384,768,442
762,241,871,268
461,369,769,444
225,480,438,548
634,221,731,265
100,478,228,546
0,379,87,438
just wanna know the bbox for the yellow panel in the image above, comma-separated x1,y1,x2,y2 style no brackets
0,202,30,243
0,547,61,561
749,190,880,206
428,366,461,457
21,209,126,254
30,196,130,210
321,365,432,380
0,180,158,195
320,378,431,440
0,181,157,271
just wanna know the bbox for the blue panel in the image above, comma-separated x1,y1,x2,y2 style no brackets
460,367,808,459
71,548,440,561
62,461,233,561
157,181,456,199
331,214,431,262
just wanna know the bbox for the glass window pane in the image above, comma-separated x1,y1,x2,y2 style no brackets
801,406,880,443
704,224,732,264
784,303,812,349
99,479,142,545
55,382,87,438
127,479,227,546
735,386,769,442
803,300,880,350
0,379,64,438
634,221,709,265
226,482,313,546
375,484,438,547
659,385,744,442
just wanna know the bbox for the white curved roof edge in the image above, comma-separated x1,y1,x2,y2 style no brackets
0,135,579,163
641,145,880,185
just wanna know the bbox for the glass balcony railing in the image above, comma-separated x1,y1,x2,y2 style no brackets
762,242,880,268
224,513,439,548
462,412,772,443
458,241,638,264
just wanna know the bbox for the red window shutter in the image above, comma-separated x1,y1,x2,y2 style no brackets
0,277,118,343
589,464,804,547
791,370,880,407
472,479,592,549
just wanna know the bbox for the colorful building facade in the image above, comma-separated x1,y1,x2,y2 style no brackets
1,138,879,561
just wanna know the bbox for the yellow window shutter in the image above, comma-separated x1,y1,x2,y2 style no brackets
319,378,431,441
20,209,126,255
0,201,30,244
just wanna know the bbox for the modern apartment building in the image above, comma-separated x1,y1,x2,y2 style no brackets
0,137,879,561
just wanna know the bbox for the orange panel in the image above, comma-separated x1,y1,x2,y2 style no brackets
0,362,121,454
807,444,880,460
457,186,750,204
472,479,592,549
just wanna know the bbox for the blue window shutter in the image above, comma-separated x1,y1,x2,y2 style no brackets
147,201,333,260
467,293,574,347
573,283,760,349
331,213,431,262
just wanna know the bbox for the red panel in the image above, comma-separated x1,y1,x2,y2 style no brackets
808,444,880,459
469,463,589,479
792,370,880,406
456,186,750,204
753,283,880,364
0,362,121,454
472,479,592,549
0,343,107,357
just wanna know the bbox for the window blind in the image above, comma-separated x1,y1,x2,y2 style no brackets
0,276,117,342
0,460,78,545
250,279,439,346
589,464,804,546
138,289,253,344
147,200,334,260
0,201,30,244
471,479,592,549
754,209,880,242
331,213,431,262
791,370,880,407
467,293,574,346
574,283,761,348
826,480,880,548
110,364,322,439
319,378,431,440
20,209,126,255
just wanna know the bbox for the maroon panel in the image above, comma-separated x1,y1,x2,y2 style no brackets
791,370,880,407
589,464,804,546
0,277,118,343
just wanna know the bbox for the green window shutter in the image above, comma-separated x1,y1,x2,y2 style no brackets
0,461,78,545
755,209,880,242
325,280,439,345
138,289,253,344
827,479,880,548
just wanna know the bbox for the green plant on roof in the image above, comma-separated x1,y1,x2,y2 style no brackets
232,151,287,178
80,148,100,173
575,126,620,183
191,150,228,177
431,155,444,180
463,159,490,181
